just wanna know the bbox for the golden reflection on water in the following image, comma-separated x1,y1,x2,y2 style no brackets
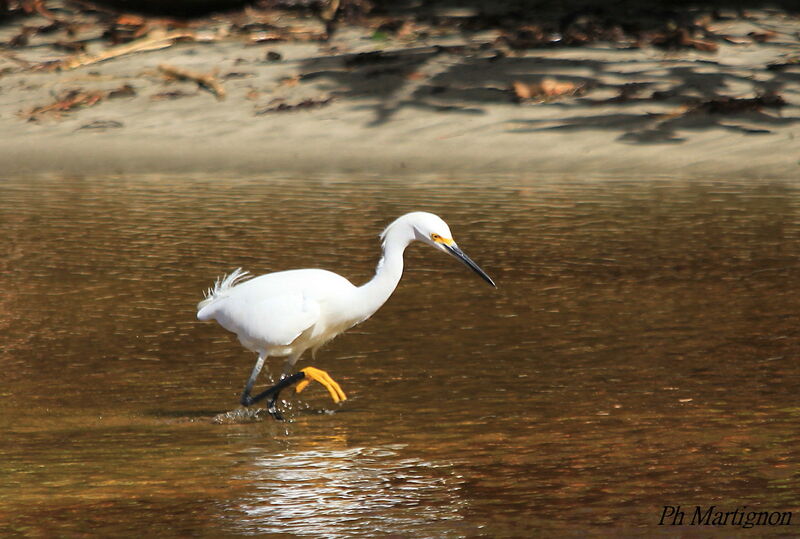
1,174,800,536
231,444,465,537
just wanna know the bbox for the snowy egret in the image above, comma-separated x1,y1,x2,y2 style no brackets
197,211,495,419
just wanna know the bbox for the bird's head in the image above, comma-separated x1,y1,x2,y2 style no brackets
385,212,496,288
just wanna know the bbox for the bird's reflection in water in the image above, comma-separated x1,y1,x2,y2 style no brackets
231,445,466,537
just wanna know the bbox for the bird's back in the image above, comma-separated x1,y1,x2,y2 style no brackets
197,268,357,351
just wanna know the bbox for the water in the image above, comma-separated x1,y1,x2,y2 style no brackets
1,174,799,536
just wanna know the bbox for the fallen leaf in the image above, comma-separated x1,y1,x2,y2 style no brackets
278,75,300,87
320,0,340,22
25,89,106,120
651,28,718,52
396,21,415,39
150,90,192,100
222,71,254,80
77,119,124,130
116,14,146,26
8,28,32,48
53,40,87,53
512,80,532,101
159,63,226,100
748,31,776,43
256,96,333,114
512,78,584,102
107,84,136,98
540,78,579,97
498,26,556,49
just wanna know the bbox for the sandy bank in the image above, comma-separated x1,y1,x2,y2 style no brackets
2,9,798,179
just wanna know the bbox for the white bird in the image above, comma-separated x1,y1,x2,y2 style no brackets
197,211,495,419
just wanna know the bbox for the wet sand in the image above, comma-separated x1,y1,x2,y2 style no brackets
2,8,798,179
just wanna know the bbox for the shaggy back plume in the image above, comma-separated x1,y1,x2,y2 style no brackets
197,268,251,311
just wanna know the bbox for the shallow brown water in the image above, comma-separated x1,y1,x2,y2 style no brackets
1,174,799,536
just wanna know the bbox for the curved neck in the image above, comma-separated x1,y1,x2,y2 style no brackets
356,228,413,319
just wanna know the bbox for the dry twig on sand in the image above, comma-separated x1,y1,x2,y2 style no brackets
158,63,226,100
23,83,137,121
25,89,105,120
40,30,194,71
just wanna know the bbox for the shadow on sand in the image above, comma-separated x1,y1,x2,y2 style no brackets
296,36,799,143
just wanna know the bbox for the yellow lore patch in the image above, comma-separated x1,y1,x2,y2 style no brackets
431,233,455,246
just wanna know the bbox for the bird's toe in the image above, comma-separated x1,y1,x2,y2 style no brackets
296,366,347,403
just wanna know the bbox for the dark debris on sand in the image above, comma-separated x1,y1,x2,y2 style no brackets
2,0,796,140
4,1,796,68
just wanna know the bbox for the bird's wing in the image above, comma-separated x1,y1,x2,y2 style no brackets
212,291,321,347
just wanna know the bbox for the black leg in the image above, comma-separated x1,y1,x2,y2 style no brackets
242,372,306,419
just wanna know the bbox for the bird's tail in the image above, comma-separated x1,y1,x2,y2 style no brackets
197,268,250,314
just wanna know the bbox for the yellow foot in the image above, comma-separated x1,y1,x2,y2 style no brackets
295,366,347,403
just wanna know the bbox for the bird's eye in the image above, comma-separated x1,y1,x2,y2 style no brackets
431,233,441,242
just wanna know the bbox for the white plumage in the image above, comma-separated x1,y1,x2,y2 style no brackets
197,211,495,417
198,268,348,357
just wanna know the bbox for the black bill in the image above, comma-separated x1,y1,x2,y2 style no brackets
444,243,496,288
